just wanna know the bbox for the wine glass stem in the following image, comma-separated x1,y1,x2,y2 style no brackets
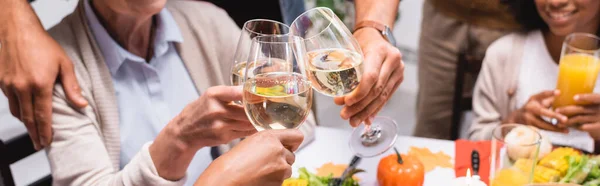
360,124,382,146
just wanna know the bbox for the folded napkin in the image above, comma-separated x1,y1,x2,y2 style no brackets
455,140,499,185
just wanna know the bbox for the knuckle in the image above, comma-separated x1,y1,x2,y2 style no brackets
9,110,19,118
381,87,392,101
0,77,10,87
22,117,35,127
375,43,388,52
31,77,50,89
364,72,378,83
389,48,402,60
34,110,47,121
374,84,384,95
13,79,31,91
205,87,218,97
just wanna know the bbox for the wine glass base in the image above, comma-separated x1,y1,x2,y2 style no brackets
349,116,398,158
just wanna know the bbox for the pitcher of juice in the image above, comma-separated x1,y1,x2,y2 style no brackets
554,33,600,108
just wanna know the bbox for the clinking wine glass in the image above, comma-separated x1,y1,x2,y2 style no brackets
242,35,313,131
290,7,398,157
231,19,290,104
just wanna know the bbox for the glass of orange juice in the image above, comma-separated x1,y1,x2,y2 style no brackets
554,33,600,108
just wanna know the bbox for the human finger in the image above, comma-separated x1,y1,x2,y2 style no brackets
529,105,567,124
340,54,397,120
208,86,244,102
334,97,345,106
16,87,41,150
282,147,295,165
59,60,88,108
232,128,257,137
574,94,600,105
33,85,53,147
347,69,399,126
555,105,597,117
564,115,599,127
525,113,566,133
223,120,256,131
580,122,600,134
3,85,21,119
223,104,249,121
282,164,293,180
531,90,560,100
370,76,404,119
269,129,304,152
343,51,383,106
540,96,557,108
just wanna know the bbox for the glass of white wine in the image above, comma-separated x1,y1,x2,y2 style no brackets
231,19,289,88
290,7,398,157
242,35,313,131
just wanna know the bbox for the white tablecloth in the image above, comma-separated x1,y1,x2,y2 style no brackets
293,127,456,186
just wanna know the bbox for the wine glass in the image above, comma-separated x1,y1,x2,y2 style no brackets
290,7,398,157
242,35,313,131
231,19,290,88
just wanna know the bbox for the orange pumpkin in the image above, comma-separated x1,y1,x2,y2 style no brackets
377,148,425,186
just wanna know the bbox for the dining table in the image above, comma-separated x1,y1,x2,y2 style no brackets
293,126,457,186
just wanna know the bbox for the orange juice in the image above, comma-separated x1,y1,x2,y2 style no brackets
554,54,600,108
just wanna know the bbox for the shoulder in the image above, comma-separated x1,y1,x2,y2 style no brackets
48,14,78,50
482,32,529,68
485,33,527,60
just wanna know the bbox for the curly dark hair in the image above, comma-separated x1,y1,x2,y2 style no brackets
502,0,549,32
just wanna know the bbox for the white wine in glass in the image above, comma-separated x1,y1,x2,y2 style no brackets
244,72,312,130
307,48,363,96
242,35,313,131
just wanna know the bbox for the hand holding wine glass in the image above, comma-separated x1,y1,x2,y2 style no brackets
336,28,405,127
290,7,398,157
195,129,303,186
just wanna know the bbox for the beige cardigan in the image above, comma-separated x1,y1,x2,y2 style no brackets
468,33,526,140
47,1,316,185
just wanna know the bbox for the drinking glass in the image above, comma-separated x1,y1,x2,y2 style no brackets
554,33,600,108
290,7,397,157
490,124,542,186
242,35,313,131
231,19,290,88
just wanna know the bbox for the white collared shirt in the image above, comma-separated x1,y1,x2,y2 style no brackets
84,1,211,185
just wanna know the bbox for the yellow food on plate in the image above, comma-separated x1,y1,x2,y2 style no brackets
538,147,580,176
513,159,561,183
282,179,308,186
407,146,453,172
491,168,529,186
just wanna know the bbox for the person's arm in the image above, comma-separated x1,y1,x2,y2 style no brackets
0,0,87,150
48,83,187,186
469,45,505,141
354,0,400,27
335,0,404,127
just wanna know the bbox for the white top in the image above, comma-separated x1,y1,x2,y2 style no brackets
516,30,597,152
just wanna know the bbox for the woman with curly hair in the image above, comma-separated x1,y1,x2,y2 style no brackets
470,0,600,152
